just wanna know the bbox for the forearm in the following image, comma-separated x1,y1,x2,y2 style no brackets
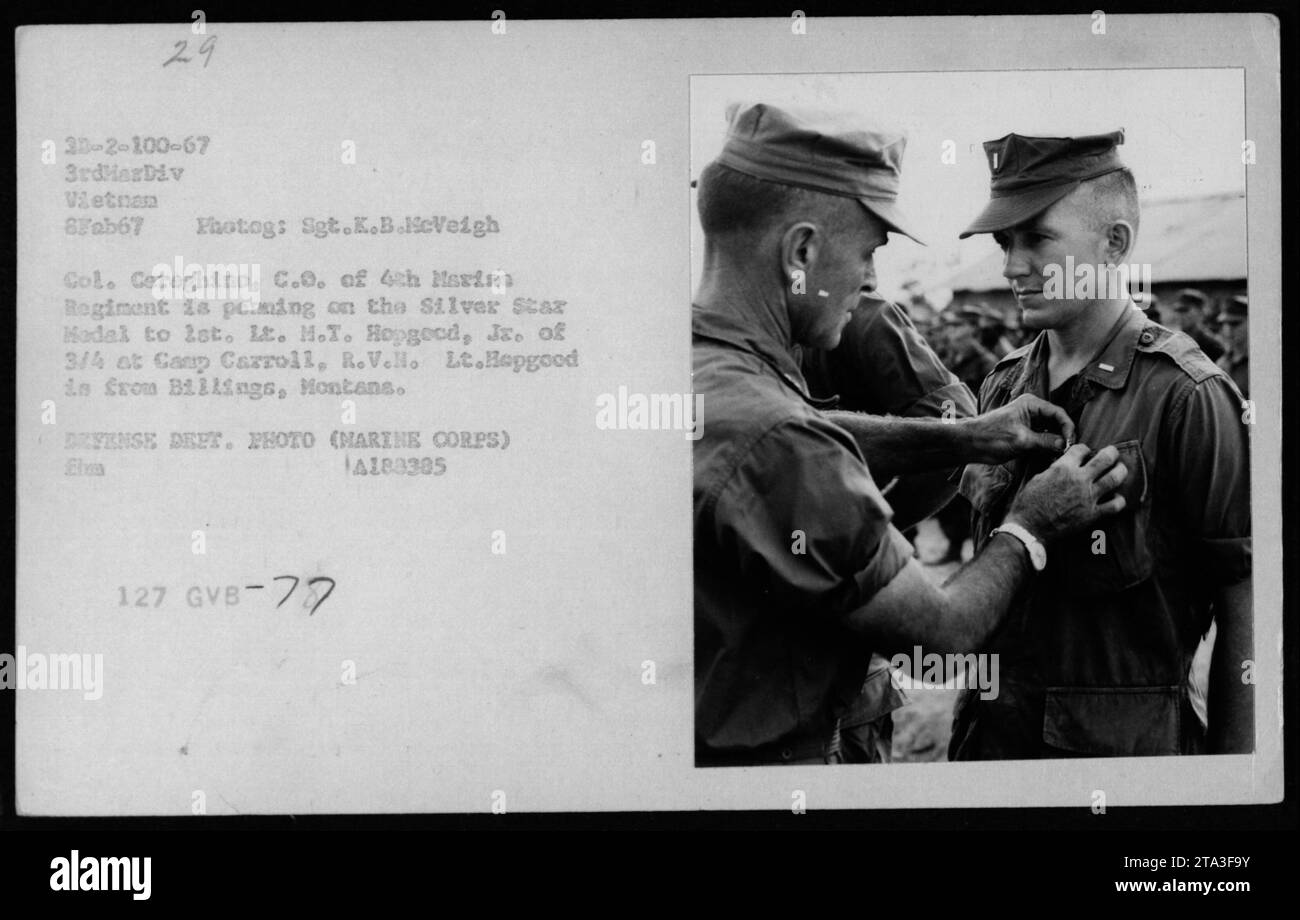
848,532,1032,657
1207,578,1254,754
825,410,975,479
930,534,1033,652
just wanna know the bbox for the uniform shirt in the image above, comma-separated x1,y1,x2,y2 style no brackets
800,298,977,420
949,305,1251,758
693,305,913,758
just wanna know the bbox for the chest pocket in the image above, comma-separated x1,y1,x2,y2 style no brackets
1054,439,1153,595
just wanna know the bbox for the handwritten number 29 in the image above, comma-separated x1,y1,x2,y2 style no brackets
163,35,217,68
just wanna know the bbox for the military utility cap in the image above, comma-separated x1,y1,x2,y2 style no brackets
714,102,925,244
1174,288,1210,311
1216,295,1248,324
960,130,1127,239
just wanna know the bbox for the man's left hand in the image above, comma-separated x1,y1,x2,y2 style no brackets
966,394,1075,464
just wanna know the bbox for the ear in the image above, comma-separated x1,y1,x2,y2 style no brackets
780,222,820,294
1103,219,1136,264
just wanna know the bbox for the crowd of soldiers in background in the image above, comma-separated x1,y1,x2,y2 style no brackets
894,284,1250,564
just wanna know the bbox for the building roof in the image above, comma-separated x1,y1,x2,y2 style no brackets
945,192,1246,294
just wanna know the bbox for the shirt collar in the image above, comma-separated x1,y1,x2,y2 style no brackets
693,304,836,407
1080,302,1148,390
1018,302,1147,393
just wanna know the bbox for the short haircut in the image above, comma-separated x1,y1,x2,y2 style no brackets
696,161,858,238
1077,167,1140,237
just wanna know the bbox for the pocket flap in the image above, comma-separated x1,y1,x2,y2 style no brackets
1112,439,1147,506
1043,686,1180,756
1066,439,1152,592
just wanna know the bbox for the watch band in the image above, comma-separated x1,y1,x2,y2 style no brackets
990,521,1047,572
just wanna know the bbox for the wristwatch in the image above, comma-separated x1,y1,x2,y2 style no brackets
990,521,1047,572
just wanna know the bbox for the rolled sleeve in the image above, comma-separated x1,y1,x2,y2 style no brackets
709,419,913,619
1168,375,1252,583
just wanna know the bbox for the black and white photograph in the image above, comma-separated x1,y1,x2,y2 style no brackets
691,69,1258,770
